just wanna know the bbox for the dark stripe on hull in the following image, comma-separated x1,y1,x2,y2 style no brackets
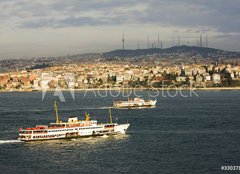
114,105,156,108
18,132,120,142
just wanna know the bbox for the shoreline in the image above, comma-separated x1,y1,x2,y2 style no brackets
1,87,240,93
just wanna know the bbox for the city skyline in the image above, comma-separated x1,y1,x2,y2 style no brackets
0,0,240,59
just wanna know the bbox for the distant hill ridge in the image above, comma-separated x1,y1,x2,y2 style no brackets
103,45,240,59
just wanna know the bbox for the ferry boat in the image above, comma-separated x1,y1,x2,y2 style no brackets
18,102,130,142
113,97,157,108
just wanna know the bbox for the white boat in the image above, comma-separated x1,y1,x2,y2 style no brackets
18,102,130,142
113,97,157,108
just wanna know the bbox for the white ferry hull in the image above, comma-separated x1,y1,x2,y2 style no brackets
18,123,130,142
114,99,157,108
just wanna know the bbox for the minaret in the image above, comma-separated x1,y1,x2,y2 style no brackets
122,33,125,50
137,41,140,49
161,40,163,49
158,34,160,48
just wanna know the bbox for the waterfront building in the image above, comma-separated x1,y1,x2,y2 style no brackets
212,74,221,83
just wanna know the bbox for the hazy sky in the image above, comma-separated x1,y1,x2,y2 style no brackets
0,0,240,59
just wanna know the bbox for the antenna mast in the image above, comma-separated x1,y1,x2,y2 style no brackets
122,33,125,50
206,33,208,48
178,35,180,46
109,107,113,124
147,34,150,49
54,101,59,123
200,33,202,47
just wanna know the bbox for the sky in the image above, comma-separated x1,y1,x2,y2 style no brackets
0,0,240,59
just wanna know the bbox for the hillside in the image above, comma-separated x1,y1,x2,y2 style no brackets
103,45,240,59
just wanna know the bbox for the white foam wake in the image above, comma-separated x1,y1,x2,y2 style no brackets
78,107,114,110
0,140,22,144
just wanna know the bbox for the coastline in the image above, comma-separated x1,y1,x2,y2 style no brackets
1,87,240,92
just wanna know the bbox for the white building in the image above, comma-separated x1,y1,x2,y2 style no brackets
116,75,124,83
196,75,203,82
212,74,221,83
41,72,54,89
64,73,75,88
204,75,211,81
176,76,187,82
33,79,40,89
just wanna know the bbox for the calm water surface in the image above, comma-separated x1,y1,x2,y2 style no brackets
0,91,240,174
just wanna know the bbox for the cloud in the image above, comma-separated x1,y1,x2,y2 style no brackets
1,0,240,34
0,0,240,58
133,0,240,33
21,17,109,28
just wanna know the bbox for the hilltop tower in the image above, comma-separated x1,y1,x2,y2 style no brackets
122,33,125,50
147,34,150,49
172,34,174,47
200,33,203,47
178,35,180,46
206,33,208,48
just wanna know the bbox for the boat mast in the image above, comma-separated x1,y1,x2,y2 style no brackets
85,112,90,121
109,107,113,124
54,101,59,123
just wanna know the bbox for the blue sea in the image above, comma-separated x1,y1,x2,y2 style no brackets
0,90,240,174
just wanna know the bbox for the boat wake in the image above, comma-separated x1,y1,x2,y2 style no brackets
0,107,114,114
77,106,114,110
0,140,22,144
